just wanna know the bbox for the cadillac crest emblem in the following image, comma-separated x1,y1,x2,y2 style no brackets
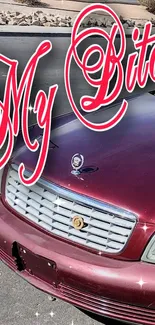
71,153,84,175
72,216,84,230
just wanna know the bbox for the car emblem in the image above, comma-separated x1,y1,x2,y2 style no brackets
71,153,84,175
72,216,84,230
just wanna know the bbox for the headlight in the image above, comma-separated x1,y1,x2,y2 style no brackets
141,235,155,264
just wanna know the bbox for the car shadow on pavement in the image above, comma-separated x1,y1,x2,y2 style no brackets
79,309,125,325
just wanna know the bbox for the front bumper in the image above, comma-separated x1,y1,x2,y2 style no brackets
1,199,155,325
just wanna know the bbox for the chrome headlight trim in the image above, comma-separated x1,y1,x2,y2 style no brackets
141,235,155,264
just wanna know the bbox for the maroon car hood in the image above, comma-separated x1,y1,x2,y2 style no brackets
12,94,155,223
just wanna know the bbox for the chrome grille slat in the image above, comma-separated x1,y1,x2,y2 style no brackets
39,221,52,231
90,211,133,229
88,219,130,236
5,166,137,254
86,234,123,249
83,227,126,244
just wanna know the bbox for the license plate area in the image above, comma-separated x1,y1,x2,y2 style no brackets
12,242,58,287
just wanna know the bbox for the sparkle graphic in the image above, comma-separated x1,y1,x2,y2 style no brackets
136,278,147,288
71,321,74,325
35,312,39,317
28,105,34,112
50,311,55,318
142,224,148,232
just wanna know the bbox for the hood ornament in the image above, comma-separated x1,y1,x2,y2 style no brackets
71,153,84,175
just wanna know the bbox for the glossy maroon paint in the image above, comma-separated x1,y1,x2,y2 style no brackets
1,93,155,324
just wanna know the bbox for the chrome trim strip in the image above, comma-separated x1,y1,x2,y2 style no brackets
12,163,137,222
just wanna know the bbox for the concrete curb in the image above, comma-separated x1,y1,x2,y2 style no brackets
0,26,73,35
0,25,154,35
70,0,139,4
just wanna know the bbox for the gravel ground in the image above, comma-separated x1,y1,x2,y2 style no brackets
0,9,153,27
0,0,153,27
0,261,123,325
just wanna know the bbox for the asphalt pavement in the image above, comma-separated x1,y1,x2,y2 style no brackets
0,261,123,325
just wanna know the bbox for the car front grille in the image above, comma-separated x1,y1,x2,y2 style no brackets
5,165,137,254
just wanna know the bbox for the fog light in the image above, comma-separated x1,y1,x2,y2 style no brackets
141,235,155,264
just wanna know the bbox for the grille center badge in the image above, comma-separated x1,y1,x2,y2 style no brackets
71,153,84,175
72,216,84,230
